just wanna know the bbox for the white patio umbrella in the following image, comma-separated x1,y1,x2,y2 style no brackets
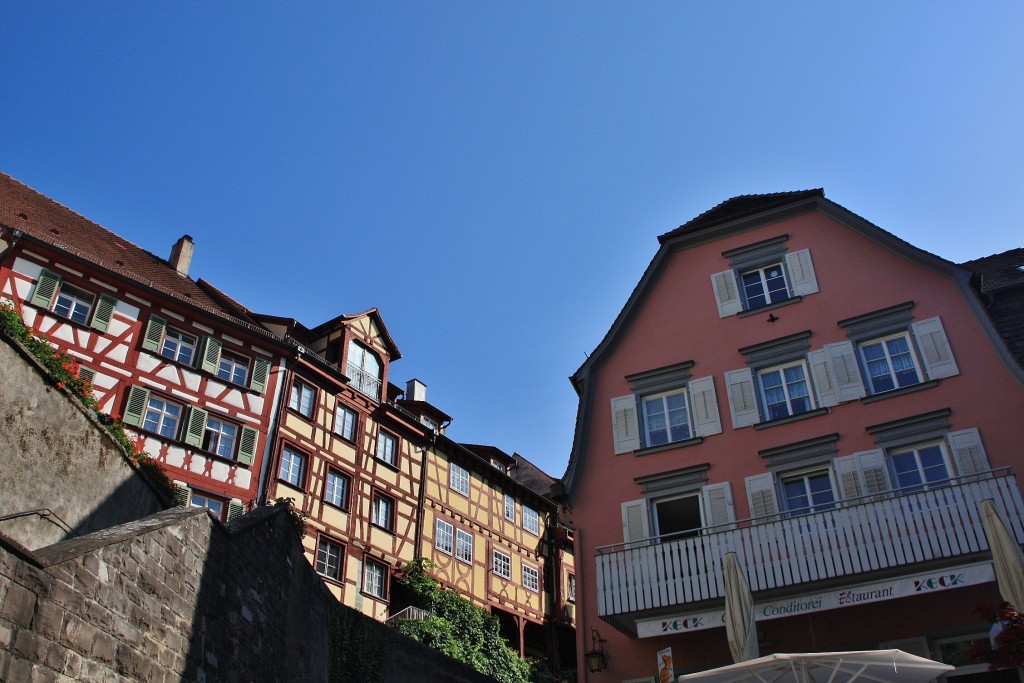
678,650,953,683
981,499,1024,609
723,552,759,663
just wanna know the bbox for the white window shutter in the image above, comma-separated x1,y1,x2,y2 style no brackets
711,270,743,318
833,455,863,500
725,368,759,428
689,376,722,437
826,341,866,402
855,449,891,496
610,395,641,454
745,473,778,521
808,349,838,408
785,249,819,296
947,427,990,477
701,482,735,530
912,316,959,380
621,499,649,543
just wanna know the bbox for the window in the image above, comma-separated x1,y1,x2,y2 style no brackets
455,529,473,563
334,405,357,441
376,432,397,466
568,574,576,602
53,283,95,325
325,470,350,509
758,361,813,421
363,560,388,599
202,416,238,458
347,341,382,401
161,328,197,365
279,446,306,487
504,494,516,521
289,380,315,418
190,491,225,520
450,463,470,496
435,520,454,554
652,494,702,541
372,492,395,531
522,565,539,592
741,263,790,309
493,550,511,579
711,242,818,318
781,470,836,515
642,389,691,446
315,537,344,581
523,506,540,535
890,442,951,493
217,350,249,385
860,334,922,394
143,395,182,439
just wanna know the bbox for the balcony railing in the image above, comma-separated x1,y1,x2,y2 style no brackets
595,471,1024,618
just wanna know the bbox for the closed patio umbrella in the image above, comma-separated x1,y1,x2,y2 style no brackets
723,551,759,663
679,649,953,683
981,499,1024,610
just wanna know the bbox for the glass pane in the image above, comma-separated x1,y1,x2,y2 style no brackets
763,266,789,303
742,271,767,308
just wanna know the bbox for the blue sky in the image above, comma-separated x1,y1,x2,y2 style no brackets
3,3,1022,478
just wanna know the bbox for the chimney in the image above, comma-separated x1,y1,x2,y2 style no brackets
406,379,427,402
169,235,194,277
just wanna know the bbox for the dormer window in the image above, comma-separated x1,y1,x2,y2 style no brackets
347,341,382,401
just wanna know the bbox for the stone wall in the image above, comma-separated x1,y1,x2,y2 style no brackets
0,333,166,549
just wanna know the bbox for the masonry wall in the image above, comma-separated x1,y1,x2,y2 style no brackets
0,332,166,550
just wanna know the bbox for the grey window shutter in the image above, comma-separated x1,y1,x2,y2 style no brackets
854,449,890,496
122,385,150,428
236,426,258,466
711,270,743,318
182,406,208,448
30,269,61,309
199,336,223,374
745,473,778,521
227,498,245,521
249,358,271,394
90,294,117,333
610,395,641,454
701,482,735,530
621,499,649,543
808,349,838,408
947,428,989,478
827,341,866,402
172,481,190,507
689,376,722,437
833,455,863,500
141,315,167,353
911,316,959,379
785,249,819,296
725,368,759,428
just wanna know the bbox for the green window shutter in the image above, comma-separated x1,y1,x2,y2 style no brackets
236,426,258,466
172,482,190,507
30,269,61,309
199,336,223,374
122,385,150,428
141,315,167,353
227,498,245,521
90,294,117,333
182,406,209,448
249,358,270,394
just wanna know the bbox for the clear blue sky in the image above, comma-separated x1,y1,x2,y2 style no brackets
3,3,1022,478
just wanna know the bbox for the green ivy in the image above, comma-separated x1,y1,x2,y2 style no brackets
392,559,532,683
272,496,308,538
1,299,176,502
328,604,390,683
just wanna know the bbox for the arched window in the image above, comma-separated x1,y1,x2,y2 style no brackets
347,341,382,401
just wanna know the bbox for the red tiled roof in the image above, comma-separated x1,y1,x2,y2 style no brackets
0,172,274,338
657,189,824,244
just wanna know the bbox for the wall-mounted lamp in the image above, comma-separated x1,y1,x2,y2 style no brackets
585,628,608,673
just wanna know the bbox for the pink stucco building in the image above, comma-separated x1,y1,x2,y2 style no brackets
563,190,1024,682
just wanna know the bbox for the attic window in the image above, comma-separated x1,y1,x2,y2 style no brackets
50,228,60,235
17,212,27,220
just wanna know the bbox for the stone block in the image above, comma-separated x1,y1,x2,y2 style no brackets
32,599,65,641
0,651,34,683
60,611,98,653
73,563,100,598
0,580,37,628
88,630,118,666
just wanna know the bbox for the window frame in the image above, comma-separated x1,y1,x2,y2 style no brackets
315,536,344,582
161,326,198,366
435,519,454,555
504,494,516,522
455,529,473,564
217,349,250,386
492,549,511,579
522,564,540,592
779,467,837,516
288,379,316,419
324,469,351,510
143,394,183,440
278,445,308,489
889,441,953,493
641,388,693,447
347,341,383,401
372,491,396,532
376,431,398,467
568,574,576,603
52,282,96,325
334,404,358,442
189,491,226,521
202,414,240,460
450,462,471,496
362,559,389,600
757,360,815,421
858,332,924,395
523,506,540,536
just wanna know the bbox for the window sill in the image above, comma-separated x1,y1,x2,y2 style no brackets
287,407,316,422
360,591,389,603
753,407,828,430
374,458,400,472
316,572,345,587
860,380,939,404
276,478,307,493
738,296,803,318
370,523,395,535
634,436,704,457
323,501,350,514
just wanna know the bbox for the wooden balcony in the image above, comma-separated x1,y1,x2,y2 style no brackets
595,471,1024,619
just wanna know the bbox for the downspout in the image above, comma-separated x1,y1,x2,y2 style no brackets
257,351,295,505
413,419,447,560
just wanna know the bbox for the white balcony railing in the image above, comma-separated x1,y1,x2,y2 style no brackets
595,471,1024,618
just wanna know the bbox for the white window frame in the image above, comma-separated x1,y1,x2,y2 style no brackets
504,494,516,521
492,550,511,579
859,332,924,394
779,467,837,516
435,519,454,554
53,283,95,325
189,491,225,520
641,388,692,447
757,360,814,421
325,470,350,509
278,446,306,487
740,262,791,309
523,506,540,535
217,349,249,385
568,574,576,602
455,529,473,564
202,415,238,459
889,441,953,493
289,380,315,418
315,537,344,581
143,395,182,439
347,341,382,401
362,560,387,599
522,564,540,592
450,462,470,496
372,492,395,531
376,431,397,466
161,327,198,366
334,405,357,441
